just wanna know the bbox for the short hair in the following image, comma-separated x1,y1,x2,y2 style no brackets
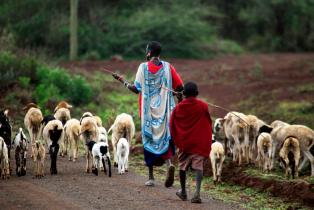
146,41,162,57
183,82,199,97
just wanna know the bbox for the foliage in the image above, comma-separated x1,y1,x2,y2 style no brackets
0,51,38,88
0,0,244,59
34,66,93,109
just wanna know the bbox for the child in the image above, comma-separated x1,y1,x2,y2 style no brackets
170,82,212,203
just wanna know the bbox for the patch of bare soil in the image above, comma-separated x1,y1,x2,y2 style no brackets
203,160,314,208
60,53,314,118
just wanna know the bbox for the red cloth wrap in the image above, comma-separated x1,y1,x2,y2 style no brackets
170,97,212,157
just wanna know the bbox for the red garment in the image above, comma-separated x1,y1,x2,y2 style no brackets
170,97,212,157
138,61,183,118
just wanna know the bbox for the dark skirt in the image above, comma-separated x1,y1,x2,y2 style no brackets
144,139,175,167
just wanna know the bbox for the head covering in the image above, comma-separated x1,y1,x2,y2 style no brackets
183,82,198,97
146,41,162,57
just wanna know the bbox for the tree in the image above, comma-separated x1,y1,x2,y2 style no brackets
70,0,78,60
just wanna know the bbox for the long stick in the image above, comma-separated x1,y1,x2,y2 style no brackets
160,85,249,126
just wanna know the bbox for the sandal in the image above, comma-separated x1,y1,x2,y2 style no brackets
176,190,187,201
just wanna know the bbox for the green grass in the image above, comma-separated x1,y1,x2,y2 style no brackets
129,154,309,210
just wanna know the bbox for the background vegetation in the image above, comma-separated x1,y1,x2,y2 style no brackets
1,0,314,59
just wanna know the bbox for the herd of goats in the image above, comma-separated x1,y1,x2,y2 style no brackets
0,101,134,180
0,100,314,184
211,111,314,182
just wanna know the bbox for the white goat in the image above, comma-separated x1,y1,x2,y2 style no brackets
116,138,129,174
43,119,63,175
86,141,111,177
256,132,273,172
64,119,81,162
13,128,29,176
98,126,108,144
23,103,43,158
108,113,135,166
210,142,225,183
0,137,10,179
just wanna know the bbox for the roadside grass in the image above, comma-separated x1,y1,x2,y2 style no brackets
129,154,308,210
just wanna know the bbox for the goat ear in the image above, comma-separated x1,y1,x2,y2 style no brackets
4,109,9,117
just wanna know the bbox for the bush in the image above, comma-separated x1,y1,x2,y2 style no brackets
0,51,38,88
35,65,93,107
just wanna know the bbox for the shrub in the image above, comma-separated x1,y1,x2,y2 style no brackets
35,65,93,107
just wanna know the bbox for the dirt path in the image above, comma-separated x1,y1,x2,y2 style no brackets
0,155,239,210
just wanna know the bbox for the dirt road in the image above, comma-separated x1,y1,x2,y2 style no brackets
0,155,238,210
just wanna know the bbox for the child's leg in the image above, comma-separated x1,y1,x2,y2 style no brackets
176,170,187,201
191,170,203,203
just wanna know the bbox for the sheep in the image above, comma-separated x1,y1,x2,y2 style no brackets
80,112,93,124
64,119,81,162
0,109,12,173
270,120,289,129
210,142,225,183
116,138,129,174
246,114,271,163
223,111,250,165
279,136,301,179
94,116,103,127
0,137,10,179
33,141,45,178
23,103,43,158
43,119,63,175
277,125,314,176
13,128,29,176
98,126,108,144
54,101,72,126
256,132,273,172
108,113,135,166
80,115,99,173
86,141,111,177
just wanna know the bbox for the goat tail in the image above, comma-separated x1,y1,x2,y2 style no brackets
36,141,40,149
216,151,220,159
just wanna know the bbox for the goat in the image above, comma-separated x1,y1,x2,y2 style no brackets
94,116,103,127
116,138,129,174
256,132,273,172
270,120,289,129
108,113,135,166
223,111,250,165
0,137,10,179
64,119,81,162
54,101,72,126
86,141,111,177
43,119,63,175
210,142,225,183
0,109,12,174
33,141,45,178
13,128,29,176
98,126,108,144
80,115,99,173
279,136,300,179
23,103,43,158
